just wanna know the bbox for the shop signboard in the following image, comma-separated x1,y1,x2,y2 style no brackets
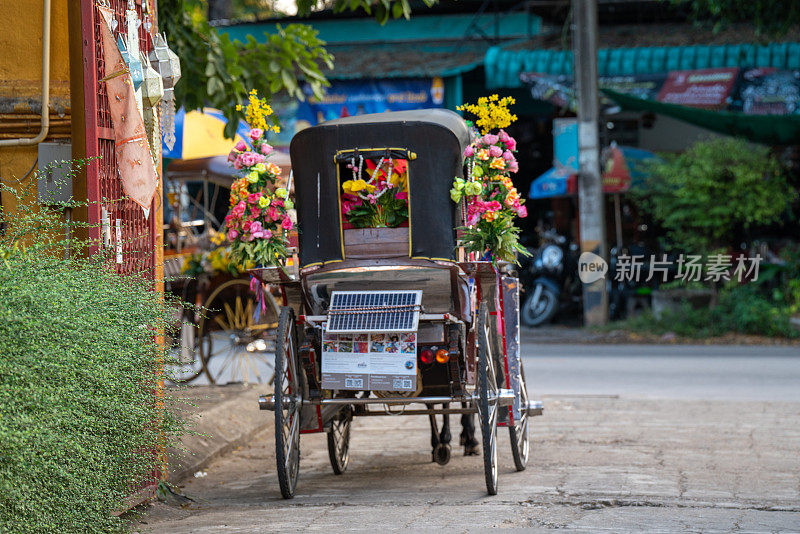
656,67,740,109
296,78,444,127
730,68,800,115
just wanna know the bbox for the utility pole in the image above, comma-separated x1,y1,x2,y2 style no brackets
572,0,609,326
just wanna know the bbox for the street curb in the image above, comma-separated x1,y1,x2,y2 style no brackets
168,384,269,483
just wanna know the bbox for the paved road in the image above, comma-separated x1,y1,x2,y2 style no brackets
141,344,800,533
522,342,800,401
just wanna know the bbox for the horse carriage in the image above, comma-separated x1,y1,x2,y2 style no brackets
163,155,289,384
255,109,543,498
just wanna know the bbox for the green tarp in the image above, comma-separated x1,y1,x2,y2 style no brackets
603,89,800,145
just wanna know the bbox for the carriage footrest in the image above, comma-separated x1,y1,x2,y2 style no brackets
527,400,543,417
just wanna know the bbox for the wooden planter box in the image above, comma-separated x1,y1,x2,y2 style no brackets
343,227,409,260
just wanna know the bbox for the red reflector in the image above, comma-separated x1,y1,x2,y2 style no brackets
420,349,435,364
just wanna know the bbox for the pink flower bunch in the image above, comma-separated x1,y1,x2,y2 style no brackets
224,122,294,266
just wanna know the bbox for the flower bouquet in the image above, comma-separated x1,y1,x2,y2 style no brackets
224,90,294,268
341,157,409,228
451,95,528,263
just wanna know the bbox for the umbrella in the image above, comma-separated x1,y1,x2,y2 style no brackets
162,107,252,160
528,145,660,248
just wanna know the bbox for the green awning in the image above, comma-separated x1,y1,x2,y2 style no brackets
603,89,800,145
486,42,800,89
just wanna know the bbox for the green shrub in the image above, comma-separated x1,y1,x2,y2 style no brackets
0,187,183,532
633,138,796,254
611,285,798,339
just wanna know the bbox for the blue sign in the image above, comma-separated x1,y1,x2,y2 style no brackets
296,78,445,127
553,118,579,173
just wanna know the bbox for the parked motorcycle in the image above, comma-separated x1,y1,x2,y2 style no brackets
520,231,660,326
519,229,580,326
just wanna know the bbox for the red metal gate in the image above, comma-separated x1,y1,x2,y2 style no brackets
81,0,158,279
79,0,161,507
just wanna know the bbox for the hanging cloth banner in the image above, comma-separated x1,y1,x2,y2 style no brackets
97,5,158,215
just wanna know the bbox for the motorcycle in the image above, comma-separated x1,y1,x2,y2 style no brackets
519,229,580,326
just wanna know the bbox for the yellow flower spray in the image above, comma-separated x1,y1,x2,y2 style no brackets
236,89,281,134
457,94,517,134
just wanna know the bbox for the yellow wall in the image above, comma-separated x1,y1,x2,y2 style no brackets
0,0,72,213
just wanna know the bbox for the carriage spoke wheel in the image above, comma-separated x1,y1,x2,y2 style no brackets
274,307,301,499
198,278,279,385
477,302,499,495
327,406,353,475
509,367,530,471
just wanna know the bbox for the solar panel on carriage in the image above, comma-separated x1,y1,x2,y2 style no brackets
326,290,422,333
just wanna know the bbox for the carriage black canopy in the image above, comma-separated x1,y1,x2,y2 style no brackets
289,109,471,268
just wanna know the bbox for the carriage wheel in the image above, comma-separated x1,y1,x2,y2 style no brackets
509,367,530,471
198,278,279,385
327,406,353,475
477,302,499,495
274,306,301,499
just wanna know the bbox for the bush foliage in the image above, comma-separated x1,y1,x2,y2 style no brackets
0,188,183,532
616,284,798,339
634,138,796,254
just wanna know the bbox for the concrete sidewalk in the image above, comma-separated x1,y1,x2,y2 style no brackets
167,384,270,482
142,395,800,532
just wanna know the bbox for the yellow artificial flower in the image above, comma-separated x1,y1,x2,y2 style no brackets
254,162,266,173
342,179,375,195
489,157,506,170
239,89,280,134
477,149,490,161
483,211,498,222
458,94,517,134
258,195,270,208
267,163,282,176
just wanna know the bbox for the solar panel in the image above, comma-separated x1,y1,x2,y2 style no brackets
326,290,422,333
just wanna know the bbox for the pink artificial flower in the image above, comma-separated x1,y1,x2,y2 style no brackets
238,152,258,168
502,150,514,161
242,221,252,233
252,153,266,165
250,208,262,219
517,205,527,218
508,160,519,173
227,150,238,163
234,140,247,152
233,201,246,216
247,193,260,204
506,137,517,151
498,130,510,143
489,145,503,157
395,191,408,201
249,128,263,141
483,133,499,145
281,216,293,230
464,145,475,157
233,159,243,170
271,198,284,208
267,207,280,221
227,229,238,241
250,221,267,239
488,200,502,211
260,143,273,155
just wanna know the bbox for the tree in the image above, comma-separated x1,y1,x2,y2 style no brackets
634,138,797,254
159,0,434,137
670,0,800,36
